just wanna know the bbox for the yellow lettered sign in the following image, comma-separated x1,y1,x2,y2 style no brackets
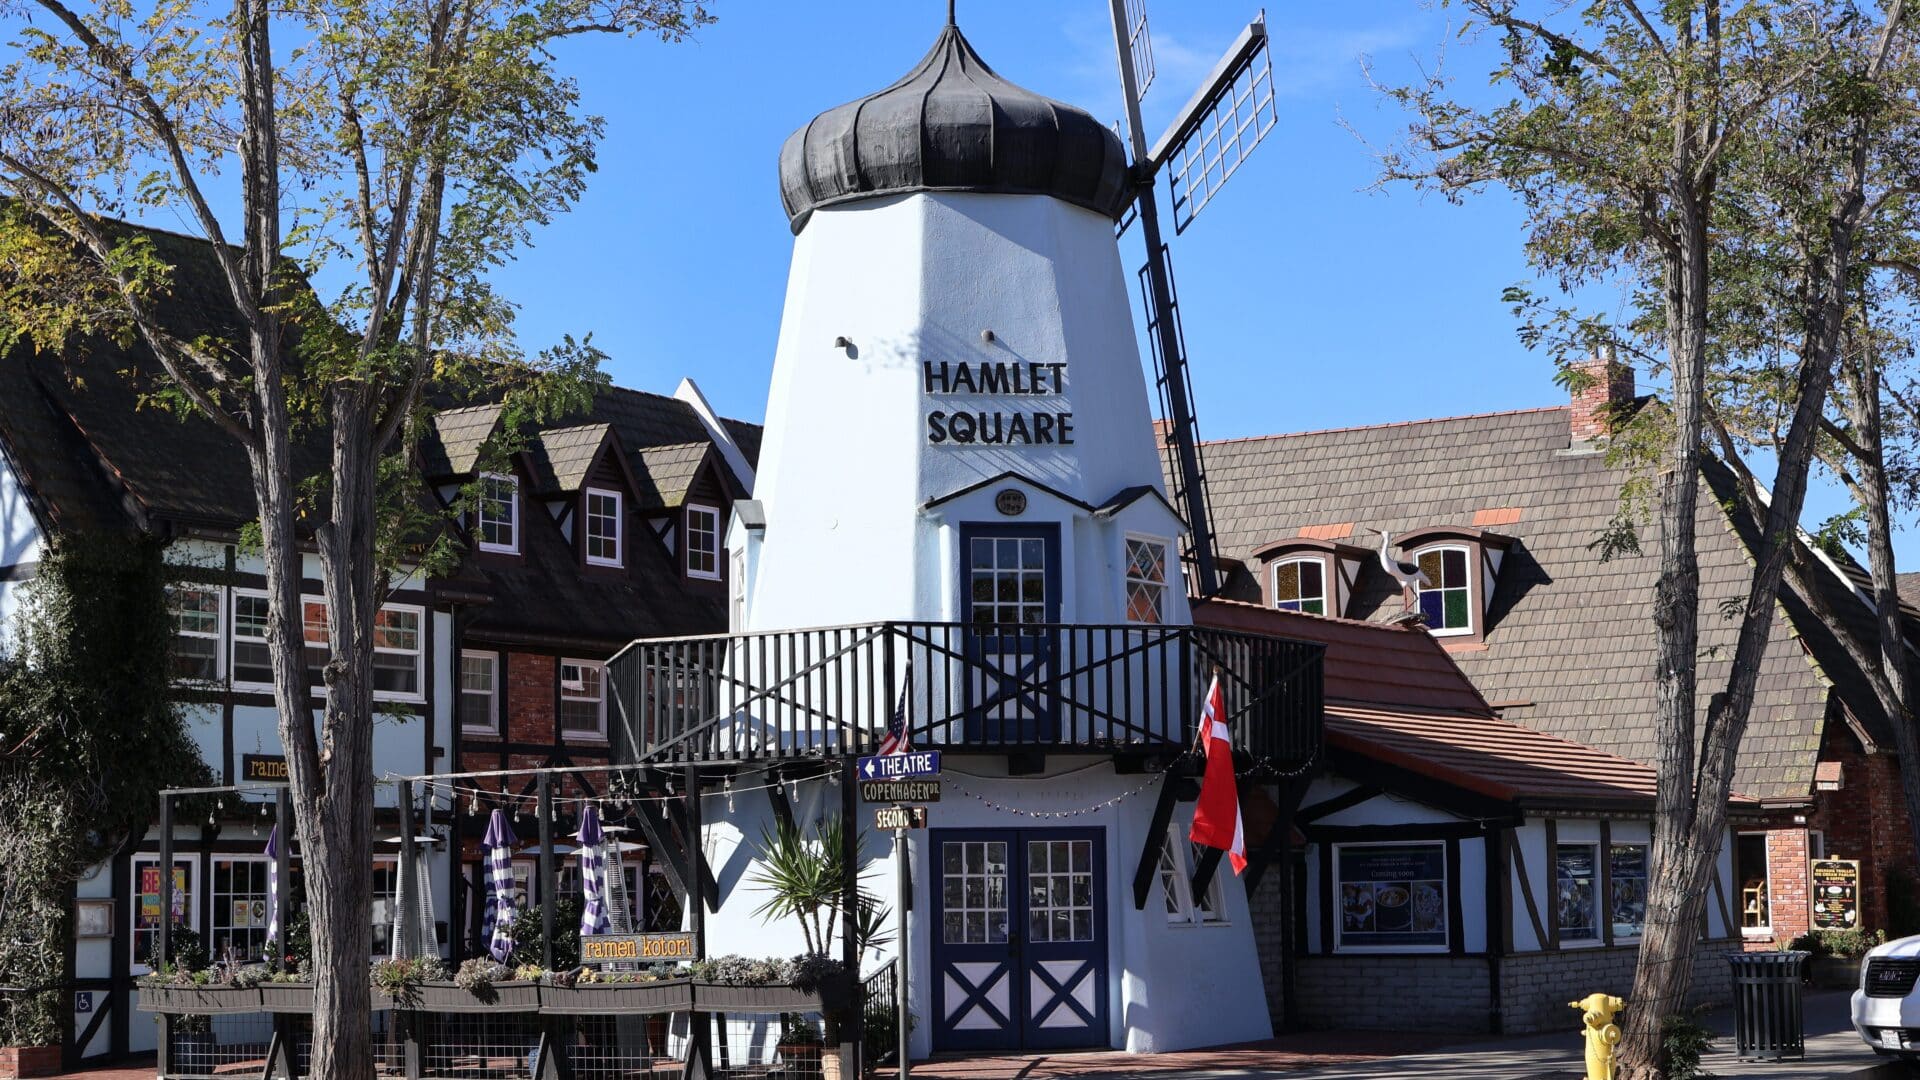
579,932,700,965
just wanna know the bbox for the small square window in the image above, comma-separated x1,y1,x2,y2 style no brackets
1124,537,1168,624
477,473,519,554
585,488,622,567
686,504,720,580
460,651,498,733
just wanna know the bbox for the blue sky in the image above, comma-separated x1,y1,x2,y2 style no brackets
503,2,1548,438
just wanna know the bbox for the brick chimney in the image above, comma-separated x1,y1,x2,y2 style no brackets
1569,351,1634,445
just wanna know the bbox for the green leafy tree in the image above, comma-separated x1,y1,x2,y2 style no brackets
0,0,712,1072
1380,3,1918,1075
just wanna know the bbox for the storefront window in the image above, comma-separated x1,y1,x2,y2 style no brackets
1335,843,1447,950
132,857,195,972
210,857,272,963
1555,844,1600,943
1610,844,1648,940
1736,832,1771,932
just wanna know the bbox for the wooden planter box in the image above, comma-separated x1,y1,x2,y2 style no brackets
414,980,540,1013
690,983,822,1013
259,982,395,1011
539,980,693,1016
0,1046,60,1079
135,984,262,1014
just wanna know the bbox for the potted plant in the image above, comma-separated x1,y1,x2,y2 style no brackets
1791,928,1885,988
688,955,817,1012
371,955,447,1010
0,984,63,1079
776,1016,824,1071
538,966,694,1015
257,909,314,1012
417,958,541,1011
135,927,262,1013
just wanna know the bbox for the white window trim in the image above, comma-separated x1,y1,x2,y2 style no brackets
729,549,748,632
1270,555,1329,615
559,657,608,741
477,472,520,555
130,855,198,975
584,487,624,567
372,603,427,703
1808,829,1826,861
1331,840,1451,954
460,649,500,734
229,587,294,695
685,503,721,580
1554,842,1604,949
1609,841,1649,944
1158,825,1227,927
1123,534,1171,626
168,583,226,682
1738,831,1773,937
230,589,424,702
1412,543,1475,638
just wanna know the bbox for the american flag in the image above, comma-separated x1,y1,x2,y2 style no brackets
876,662,913,756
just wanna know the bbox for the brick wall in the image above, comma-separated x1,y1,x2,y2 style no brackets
1568,355,1635,443
1498,939,1733,1034
1808,717,1917,935
506,652,556,743
1760,829,1811,945
1247,867,1289,1027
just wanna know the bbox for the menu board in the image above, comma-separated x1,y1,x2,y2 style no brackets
1338,844,1447,948
1811,859,1860,929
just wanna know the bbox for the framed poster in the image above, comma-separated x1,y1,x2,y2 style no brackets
1335,843,1448,950
1811,859,1860,929
75,899,113,939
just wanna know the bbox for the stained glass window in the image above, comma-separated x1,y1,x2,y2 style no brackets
1272,557,1326,615
1124,537,1168,624
1415,547,1472,633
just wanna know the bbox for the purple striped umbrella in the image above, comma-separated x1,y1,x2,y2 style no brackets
263,825,280,945
481,809,519,962
576,806,608,937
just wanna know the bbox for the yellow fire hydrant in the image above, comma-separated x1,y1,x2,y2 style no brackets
1569,994,1625,1080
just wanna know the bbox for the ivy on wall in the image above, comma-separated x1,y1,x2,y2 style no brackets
0,535,208,1047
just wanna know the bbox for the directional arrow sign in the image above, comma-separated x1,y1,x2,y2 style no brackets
857,751,940,781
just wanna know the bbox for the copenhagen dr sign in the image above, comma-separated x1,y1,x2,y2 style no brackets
923,361,1074,446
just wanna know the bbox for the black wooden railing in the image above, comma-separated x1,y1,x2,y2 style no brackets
607,622,1322,768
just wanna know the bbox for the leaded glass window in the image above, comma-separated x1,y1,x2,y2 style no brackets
1124,537,1168,624
1272,557,1326,615
1415,546,1472,633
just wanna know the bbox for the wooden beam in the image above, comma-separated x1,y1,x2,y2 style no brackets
1190,844,1225,901
1132,770,1182,909
1295,784,1379,825
1303,821,1498,843
632,796,690,904
1245,777,1310,892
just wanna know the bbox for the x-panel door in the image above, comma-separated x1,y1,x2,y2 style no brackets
930,828,1107,1052
960,524,1061,743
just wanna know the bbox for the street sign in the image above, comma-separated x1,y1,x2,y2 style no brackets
874,805,928,831
580,931,700,965
858,750,940,781
860,779,940,804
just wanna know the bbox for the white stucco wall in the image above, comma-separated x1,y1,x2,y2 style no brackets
694,759,1270,1058
745,192,1176,634
0,444,44,651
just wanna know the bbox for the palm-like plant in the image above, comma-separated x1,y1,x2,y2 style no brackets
748,815,888,959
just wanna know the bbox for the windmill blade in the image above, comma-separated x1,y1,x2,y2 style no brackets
1124,0,1154,101
1150,13,1278,234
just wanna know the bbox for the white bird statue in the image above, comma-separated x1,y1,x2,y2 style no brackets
1374,529,1431,615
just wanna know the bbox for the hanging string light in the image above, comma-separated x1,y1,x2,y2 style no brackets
941,773,1162,820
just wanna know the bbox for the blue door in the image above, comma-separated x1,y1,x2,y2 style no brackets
930,828,1107,1052
959,524,1061,743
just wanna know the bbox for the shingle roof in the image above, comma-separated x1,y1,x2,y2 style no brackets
632,442,713,511
421,404,504,477
522,423,612,496
1189,404,1846,802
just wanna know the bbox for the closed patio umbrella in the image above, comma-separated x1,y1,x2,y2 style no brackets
480,810,519,962
576,806,609,938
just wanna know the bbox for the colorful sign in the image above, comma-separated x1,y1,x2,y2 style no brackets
579,931,699,964
1811,859,1860,929
860,779,941,804
137,866,189,927
242,754,289,782
1337,844,1447,948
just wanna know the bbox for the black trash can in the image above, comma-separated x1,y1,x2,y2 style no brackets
1728,950,1810,1060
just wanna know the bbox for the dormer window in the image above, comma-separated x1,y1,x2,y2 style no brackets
477,473,519,554
686,503,720,580
584,487,623,567
1390,526,1515,644
1124,536,1169,624
1271,557,1326,615
1414,546,1472,635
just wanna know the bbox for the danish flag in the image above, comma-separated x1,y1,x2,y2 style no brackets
1189,674,1247,874
876,662,913,756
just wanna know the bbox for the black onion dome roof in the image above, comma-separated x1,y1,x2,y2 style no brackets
778,22,1134,234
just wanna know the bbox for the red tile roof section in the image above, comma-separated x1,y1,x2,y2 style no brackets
1297,522,1355,541
1192,598,1491,715
1471,507,1523,527
1192,598,1756,811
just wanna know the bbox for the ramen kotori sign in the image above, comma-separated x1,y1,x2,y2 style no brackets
1337,844,1447,949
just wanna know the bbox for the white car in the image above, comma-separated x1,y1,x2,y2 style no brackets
1853,934,1920,1059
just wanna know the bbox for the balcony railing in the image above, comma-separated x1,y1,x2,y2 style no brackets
607,621,1322,768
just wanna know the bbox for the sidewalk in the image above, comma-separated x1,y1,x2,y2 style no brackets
906,991,1904,1079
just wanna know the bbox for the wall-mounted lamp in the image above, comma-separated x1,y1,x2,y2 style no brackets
980,329,997,344
833,336,853,349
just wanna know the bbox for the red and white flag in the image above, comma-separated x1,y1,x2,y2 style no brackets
1189,674,1246,874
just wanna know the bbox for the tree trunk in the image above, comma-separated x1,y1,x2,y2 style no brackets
1617,196,1713,1080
